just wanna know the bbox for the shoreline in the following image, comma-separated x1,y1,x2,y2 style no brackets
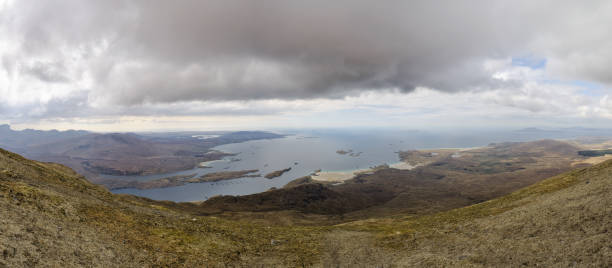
420,146,487,152
197,159,224,168
310,161,419,182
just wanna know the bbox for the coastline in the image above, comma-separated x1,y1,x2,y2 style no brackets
310,161,419,182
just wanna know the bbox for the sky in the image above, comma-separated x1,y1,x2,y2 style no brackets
1,0,612,132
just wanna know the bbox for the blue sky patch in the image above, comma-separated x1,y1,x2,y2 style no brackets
511,56,547,69
540,79,605,96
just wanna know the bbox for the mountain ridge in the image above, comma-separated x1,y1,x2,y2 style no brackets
0,125,283,185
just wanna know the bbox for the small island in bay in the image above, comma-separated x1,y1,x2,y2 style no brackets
336,149,352,155
104,169,260,190
336,149,362,157
103,173,198,190
264,167,292,179
193,170,260,182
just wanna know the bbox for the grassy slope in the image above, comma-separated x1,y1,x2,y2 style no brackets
1,147,611,266
332,157,612,266
0,148,324,267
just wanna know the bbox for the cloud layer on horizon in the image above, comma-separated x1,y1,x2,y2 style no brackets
1,0,612,128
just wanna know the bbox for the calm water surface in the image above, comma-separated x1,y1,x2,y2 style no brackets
112,128,610,202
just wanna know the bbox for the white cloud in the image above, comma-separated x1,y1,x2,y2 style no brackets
1,1,612,130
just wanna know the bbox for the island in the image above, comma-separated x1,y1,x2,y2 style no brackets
102,173,198,190
336,149,362,157
336,149,353,155
193,170,260,182
104,169,260,190
264,167,292,179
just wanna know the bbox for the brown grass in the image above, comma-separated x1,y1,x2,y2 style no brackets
1,145,611,267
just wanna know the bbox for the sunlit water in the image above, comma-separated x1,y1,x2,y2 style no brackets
111,128,611,202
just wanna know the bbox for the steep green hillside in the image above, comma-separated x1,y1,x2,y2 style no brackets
1,148,610,267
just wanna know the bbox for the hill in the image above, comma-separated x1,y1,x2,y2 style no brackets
0,148,322,266
199,183,375,215
334,157,612,266
24,132,232,179
1,148,610,266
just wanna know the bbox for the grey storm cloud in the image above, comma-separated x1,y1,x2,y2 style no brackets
22,61,70,83
2,0,612,106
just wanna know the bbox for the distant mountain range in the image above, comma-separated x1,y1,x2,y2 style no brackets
0,125,283,184
0,124,90,153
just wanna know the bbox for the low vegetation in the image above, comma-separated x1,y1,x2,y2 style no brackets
1,139,610,266
0,148,320,266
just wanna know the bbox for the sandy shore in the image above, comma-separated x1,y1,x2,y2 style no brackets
423,146,487,152
198,159,222,168
311,146,487,183
310,170,369,182
311,161,420,182
389,162,419,170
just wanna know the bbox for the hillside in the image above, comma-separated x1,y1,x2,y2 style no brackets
337,157,612,266
0,148,323,266
1,148,610,266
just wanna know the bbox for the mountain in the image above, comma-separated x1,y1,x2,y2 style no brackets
21,132,227,178
1,148,610,266
0,125,284,186
0,124,89,153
